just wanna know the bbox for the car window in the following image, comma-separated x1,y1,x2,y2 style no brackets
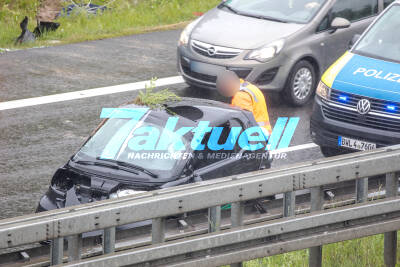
331,0,378,22
317,15,330,32
353,5,400,63
193,122,238,170
230,119,247,153
220,0,328,24
76,118,188,171
384,0,395,9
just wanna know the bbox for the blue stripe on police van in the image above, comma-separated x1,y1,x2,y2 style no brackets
338,136,342,147
277,117,299,150
267,117,288,151
332,54,400,103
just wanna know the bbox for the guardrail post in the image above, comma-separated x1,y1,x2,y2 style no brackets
208,206,221,233
309,186,324,267
356,178,368,203
231,202,244,228
103,227,116,254
68,234,82,262
283,191,295,217
231,202,245,267
152,217,165,244
50,237,63,265
384,172,398,267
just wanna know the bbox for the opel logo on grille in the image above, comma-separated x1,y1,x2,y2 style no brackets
207,47,216,56
357,99,371,115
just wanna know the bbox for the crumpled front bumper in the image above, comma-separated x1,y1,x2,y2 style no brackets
37,184,108,212
36,185,66,212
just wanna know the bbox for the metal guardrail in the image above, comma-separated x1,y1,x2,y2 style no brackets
0,146,400,266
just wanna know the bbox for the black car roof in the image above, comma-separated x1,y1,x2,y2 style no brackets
122,97,249,127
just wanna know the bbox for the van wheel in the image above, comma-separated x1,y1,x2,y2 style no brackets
282,60,316,106
320,146,346,157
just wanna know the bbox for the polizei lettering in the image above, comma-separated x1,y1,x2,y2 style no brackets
353,67,400,82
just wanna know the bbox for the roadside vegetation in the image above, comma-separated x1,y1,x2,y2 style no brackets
133,78,180,109
0,0,220,49
242,232,399,266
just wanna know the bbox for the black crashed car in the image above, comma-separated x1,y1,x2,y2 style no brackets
37,98,272,212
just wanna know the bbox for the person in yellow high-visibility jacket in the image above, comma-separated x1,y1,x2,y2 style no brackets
216,70,272,135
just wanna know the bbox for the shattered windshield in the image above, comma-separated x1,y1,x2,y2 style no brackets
74,118,190,172
221,0,327,23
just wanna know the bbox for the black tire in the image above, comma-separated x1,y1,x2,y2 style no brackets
320,146,346,157
282,60,317,106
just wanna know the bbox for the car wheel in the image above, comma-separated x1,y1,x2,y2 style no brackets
282,60,316,106
320,146,346,157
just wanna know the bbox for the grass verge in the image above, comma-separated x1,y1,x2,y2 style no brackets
0,0,220,49
240,232,399,267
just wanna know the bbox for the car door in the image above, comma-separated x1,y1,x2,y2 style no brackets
191,118,267,180
191,120,241,180
321,0,380,69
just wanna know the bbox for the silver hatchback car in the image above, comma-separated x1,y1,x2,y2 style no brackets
177,0,392,106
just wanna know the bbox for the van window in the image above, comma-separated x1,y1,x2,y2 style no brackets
331,0,378,22
354,5,400,63
384,0,395,8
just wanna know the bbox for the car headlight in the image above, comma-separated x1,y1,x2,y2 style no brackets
109,189,146,199
245,39,285,63
316,81,331,100
178,18,201,47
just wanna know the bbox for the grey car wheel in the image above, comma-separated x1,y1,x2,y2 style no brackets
283,60,316,106
293,67,313,100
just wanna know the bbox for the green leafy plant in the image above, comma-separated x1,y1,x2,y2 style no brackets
133,78,180,109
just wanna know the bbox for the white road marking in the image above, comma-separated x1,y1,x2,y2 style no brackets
270,143,319,154
0,75,320,154
0,76,185,111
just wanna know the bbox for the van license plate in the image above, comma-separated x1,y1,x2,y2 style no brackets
338,136,376,151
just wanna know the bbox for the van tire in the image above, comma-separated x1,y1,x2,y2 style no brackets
282,60,316,106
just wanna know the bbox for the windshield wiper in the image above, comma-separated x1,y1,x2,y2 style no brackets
71,159,140,176
219,3,287,23
240,12,287,23
219,3,239,14
72,159,116,169
96,157,158,178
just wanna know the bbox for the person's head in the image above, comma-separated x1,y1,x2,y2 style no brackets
216,70,240,97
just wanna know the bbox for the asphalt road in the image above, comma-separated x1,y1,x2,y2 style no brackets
0,29,323,219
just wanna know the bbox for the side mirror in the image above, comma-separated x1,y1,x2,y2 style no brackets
330,17,351,33
348,34,361,49
194,174,203,182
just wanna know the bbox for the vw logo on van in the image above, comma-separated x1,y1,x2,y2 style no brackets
207,46,216,56
357,99,371,115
